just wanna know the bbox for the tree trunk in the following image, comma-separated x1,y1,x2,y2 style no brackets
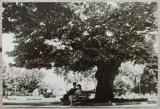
95,64,119,101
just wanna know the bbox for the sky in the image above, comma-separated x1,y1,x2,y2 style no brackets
2,33,15,64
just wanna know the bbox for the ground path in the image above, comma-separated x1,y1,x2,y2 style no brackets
3,97,157,108
3,104,157,109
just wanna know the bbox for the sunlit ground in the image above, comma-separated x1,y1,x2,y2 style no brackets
3,93,157,107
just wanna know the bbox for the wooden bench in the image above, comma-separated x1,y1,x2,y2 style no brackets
60,90,94,105
73,92,90,103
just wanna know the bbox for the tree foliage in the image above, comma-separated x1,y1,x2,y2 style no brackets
3,2,157,71
132,55,158,94
114,61,145,95
2,65,16,93
16,69,46,93
3,2,73,69
3,65,46,94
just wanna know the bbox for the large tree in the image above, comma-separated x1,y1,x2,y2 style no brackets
3,2,157,101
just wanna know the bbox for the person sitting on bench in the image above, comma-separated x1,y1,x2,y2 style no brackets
69,84,82,105
61,82,77,104
68,82,77,95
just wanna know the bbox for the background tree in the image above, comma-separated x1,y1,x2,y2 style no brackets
132,55,158,94
2,65,16,97
114,61,145,95
16,69,46,94
3,65,46,95
3,2,157,101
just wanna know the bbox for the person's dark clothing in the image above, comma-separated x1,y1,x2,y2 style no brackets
68,88,77,95
61,88,77,105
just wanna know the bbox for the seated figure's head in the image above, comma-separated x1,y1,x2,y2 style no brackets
77,84,81,90
73,82,77,88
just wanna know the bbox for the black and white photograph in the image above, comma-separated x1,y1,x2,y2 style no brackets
2,2,158,108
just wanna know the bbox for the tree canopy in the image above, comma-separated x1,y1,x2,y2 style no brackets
3,2,157,71
3,2,158,100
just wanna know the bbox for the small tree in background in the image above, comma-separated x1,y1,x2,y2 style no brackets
16,69,46,94
3,65,46,96
114,61,145,95
132,56,158,94
2,65,16,97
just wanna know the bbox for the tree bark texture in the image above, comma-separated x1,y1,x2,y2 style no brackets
95,64,119,101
